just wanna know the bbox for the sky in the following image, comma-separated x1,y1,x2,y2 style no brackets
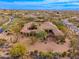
0,0,79,10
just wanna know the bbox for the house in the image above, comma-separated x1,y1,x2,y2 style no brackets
39,22,64,36
20,22,40,36
20,21,64,40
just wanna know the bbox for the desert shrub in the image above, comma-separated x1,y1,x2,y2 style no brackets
51,19,67,32
46,52,54,58
30,37,37,45
51,19,59,25
69,18,76,23
61,52,67,57
55,22,67,32
36,31,47,40
41,52,61,59
0,38,6,46
29,23,37,30
10,43,27,58
27,17,35,22
52,52,61,59
39,51,54,59
56,35,65,44
9,20,24,33
30,51,61,59
77,25,79,28
1,24,8,30
39,52,48,59
29,50,39,59
37,16,45,19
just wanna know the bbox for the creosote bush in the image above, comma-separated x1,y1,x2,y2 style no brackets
30,37,37,45
55,22,67,32
56,35,65,44
61,52,67,57
10,43,27,58
0,38,6,46
36,31,47,40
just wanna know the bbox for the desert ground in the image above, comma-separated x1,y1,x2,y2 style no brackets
0,10,79,59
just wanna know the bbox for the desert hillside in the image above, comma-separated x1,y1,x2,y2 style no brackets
0,10,79,59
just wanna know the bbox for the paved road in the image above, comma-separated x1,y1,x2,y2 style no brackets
62,19,79,35
0,15,15,33
62,19,79,50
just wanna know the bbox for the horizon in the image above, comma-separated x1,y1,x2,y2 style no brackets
0,0,79,10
